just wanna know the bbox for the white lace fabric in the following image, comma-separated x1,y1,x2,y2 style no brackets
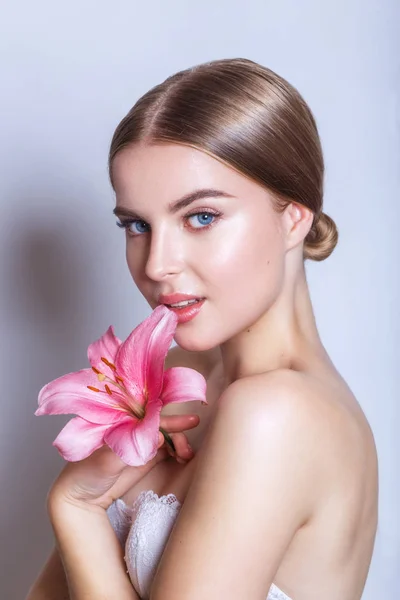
106,490,292,600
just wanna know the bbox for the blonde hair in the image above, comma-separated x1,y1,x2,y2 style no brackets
109,57,338,261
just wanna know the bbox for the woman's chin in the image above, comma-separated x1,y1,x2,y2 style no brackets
173,331,216,354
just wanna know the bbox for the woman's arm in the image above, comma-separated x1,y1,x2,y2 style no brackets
150,371,321,599
47,498,140,600
26,547,69,600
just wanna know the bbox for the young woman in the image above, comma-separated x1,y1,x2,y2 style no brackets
28,58,378,600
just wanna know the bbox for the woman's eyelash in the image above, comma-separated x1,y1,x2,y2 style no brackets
116,219,149,234
116,210,222,236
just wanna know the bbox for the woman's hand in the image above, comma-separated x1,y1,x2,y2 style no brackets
47,413,199,512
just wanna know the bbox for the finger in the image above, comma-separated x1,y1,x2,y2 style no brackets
168,432,194,463
106,446,169,501
160,413,200,433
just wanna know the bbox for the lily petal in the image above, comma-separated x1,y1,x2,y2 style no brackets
87,325,122,373
52,416,115,461
105,399,163,466
36,368,126,424
115,306,178,405
160,366,208,406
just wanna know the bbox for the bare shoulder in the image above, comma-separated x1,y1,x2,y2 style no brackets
200,369,328,480
222,367,369,431
216,367,377,483
218,368,325,419
215,369,323,440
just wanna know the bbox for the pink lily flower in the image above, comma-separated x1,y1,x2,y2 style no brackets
35,305,207,466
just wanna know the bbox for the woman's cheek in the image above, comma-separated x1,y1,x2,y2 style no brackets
217,215,284,305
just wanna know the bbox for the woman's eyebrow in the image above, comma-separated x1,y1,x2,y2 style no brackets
113,188,234,218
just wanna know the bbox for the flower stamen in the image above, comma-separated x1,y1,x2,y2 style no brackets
89,363,146,421
101,357,117,371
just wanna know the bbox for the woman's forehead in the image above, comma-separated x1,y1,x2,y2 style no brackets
112,142,272,208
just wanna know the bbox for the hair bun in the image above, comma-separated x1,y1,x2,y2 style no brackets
304,212,338,261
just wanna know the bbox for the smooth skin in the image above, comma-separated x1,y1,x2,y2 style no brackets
27,142,378,600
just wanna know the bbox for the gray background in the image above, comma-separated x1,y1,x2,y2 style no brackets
0,1,398,598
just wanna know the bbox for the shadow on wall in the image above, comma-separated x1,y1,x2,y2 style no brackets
0,190,103,599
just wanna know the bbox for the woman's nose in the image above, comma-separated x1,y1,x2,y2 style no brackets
144,231,183,281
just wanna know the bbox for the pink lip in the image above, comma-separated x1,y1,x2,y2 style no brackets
163,298,205,324
159,292,204,305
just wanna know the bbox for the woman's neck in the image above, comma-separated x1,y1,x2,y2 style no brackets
217,263,328,388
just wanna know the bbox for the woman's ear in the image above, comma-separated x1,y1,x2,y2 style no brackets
282,202,314,251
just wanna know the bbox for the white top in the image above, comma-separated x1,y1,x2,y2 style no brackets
107,489,292,600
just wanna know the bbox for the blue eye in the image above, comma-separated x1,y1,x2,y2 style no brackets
116,219,149,235
187,212,216,229
116,210,220,237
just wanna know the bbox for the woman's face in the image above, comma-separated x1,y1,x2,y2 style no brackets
112,142,287,351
